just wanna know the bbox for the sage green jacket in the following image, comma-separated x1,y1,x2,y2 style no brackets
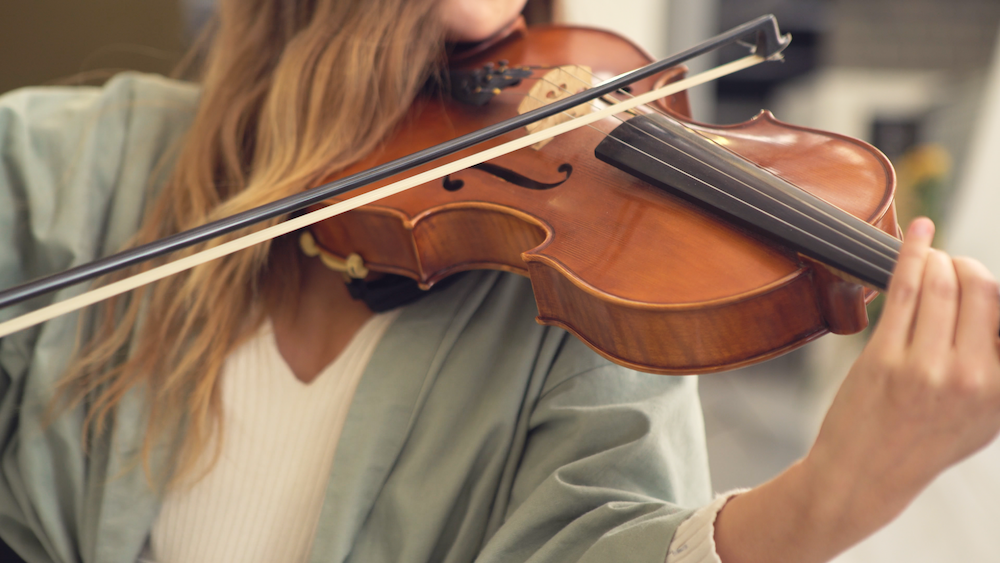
0,73,712,563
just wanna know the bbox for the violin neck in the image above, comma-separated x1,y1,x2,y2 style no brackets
594,114,900,292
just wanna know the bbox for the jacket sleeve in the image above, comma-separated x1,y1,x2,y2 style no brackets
0,74,197,563
477,334,713,563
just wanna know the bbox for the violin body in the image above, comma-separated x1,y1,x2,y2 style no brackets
309,24,898,374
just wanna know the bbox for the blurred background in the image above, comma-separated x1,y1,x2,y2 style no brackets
3,0,1000,560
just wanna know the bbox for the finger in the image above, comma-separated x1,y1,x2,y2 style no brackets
873,218,935,349
910,250,960,359
953,257,1000,353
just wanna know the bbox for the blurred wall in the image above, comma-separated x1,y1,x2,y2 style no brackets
0,0,184,94
945,30,1000,267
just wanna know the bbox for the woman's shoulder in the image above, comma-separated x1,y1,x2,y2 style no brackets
0,72,199,123
0,73,199,178
0,72,200,201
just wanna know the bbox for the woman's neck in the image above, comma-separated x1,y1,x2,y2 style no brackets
270,257,375,383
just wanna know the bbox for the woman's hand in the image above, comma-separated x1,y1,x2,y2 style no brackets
806,217,1000,536
714,217,1000,563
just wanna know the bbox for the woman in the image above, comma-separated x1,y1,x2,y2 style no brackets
1,1,999,562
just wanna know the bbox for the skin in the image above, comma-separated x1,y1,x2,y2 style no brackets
438,0,528,42
275,3,1000,561
271,257,374,384
715,218,1000,562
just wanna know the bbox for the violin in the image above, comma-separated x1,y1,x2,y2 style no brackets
0,16,901,375
303,21,899,374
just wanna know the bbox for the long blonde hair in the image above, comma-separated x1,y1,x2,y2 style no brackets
57,0,446,486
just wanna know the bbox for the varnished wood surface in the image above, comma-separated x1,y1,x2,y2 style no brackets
309,25,898,374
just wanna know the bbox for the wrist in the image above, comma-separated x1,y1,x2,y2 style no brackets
714,459,860,563
787,456,859,555
801,441,922,539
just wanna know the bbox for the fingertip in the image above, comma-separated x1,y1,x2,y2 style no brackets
907,217,935,241
953,256,998,282
953,258,1000,305
953,257,1000,350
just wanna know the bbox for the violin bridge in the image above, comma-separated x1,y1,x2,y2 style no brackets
518,65,594,150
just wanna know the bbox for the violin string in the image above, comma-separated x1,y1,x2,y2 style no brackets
565,67,900,258
550,66,900,261
583,72,900,260
521,84,626,139
595,129,895,280
518,70,896,282
513,78,895,282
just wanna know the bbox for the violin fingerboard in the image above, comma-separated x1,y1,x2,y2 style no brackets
594,114,899,291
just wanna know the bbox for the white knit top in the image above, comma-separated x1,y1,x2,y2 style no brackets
147,311,398,563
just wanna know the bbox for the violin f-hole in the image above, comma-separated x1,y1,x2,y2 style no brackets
442,162,573,191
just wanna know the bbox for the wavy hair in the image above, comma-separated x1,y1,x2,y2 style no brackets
55,0,447,487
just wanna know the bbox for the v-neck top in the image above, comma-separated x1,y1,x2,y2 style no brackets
147,311,399,563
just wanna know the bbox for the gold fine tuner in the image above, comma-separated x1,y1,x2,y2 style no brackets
299,231,369,280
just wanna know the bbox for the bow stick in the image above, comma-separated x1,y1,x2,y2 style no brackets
0,16,790,338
